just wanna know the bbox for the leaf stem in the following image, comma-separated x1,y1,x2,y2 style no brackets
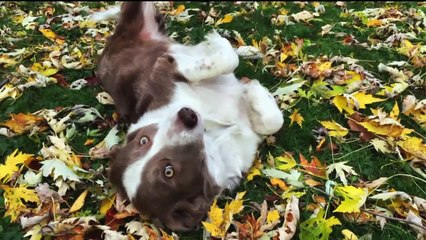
360,208,426,232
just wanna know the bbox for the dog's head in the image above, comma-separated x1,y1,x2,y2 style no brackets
110,106,222,231
97,2,222,231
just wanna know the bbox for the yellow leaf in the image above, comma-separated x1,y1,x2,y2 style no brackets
280,52,289,62
317,61,332,72
345,70,362,83
225,191,246,214
390,101,400,120
0,185,40,222
202,191,245,238
333,95,354,114
0,113,45,135
172,5,185,15
69,189,89,213
276,152,297,171
397,137,426,160
0,149,33,183
39,28,56,40
352,92,385,109
100,194,116,215
0,84,20,102
342,229,359,240
333,186,368,213
358,121,404,137
366,19,384,27
247,159,262,181
371,138,392,154
267,209,280,223
289,109,304,128
320,120,349,137
31,63,58,77
215,14,233,26
397,39,416,57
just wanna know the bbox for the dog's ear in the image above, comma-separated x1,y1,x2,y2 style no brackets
115,2,165,41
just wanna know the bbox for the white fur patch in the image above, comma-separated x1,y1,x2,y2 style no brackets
169,31,239,82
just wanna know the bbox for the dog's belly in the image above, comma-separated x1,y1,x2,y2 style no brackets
174,74,250,128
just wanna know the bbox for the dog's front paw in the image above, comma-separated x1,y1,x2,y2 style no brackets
244,80,284,135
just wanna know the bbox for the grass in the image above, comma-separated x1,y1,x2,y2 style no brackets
1,1,425,240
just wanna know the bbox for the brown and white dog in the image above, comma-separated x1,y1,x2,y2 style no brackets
92,2,284,231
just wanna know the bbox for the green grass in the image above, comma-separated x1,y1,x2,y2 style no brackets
1,1,425,240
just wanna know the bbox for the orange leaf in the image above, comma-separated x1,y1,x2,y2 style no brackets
366,19,384,27
299,154,327,178
0,113,45,135
270,178,288,190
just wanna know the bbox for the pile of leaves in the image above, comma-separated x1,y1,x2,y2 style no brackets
0,1,425,240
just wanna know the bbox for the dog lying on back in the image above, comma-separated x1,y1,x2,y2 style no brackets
93,2,284,231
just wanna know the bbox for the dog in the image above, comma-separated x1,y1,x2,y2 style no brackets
92,2,284,231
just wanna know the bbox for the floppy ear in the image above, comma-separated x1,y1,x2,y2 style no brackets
115,2,166,41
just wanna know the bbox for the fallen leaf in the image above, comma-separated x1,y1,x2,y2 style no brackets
299,154,327,178
40,159,81,182
69,189,89,213
326,161,358,186
0,113,45,135
0,185,40,222
342,229,359,240
289,109,304,128
320,120,349,137
334,186,368,213
0,149,34,183
299,208,341,240
277,195,300,240
276,152,297,171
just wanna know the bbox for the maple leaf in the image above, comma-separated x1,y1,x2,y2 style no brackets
326,161,358,186
0,113,45,135
276,152,297,171
333,92,385,114
299,153,327,179
0,149,33,183
299,208,341,240
39,159,81,182
397,136,426,160
320,120,349,137
0,185,40,222
202,191,245,238
334,186,368,213
289,109,304,128
263,168,304,188
370,138,393,154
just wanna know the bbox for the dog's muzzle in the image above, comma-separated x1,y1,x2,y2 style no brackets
178,107,198,129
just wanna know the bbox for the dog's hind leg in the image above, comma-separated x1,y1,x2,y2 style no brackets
242,79,284,135
169,31,239,82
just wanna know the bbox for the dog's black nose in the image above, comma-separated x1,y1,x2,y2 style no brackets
178,107,198,129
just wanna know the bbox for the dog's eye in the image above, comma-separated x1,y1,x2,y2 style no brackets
140,136,149,145
164,164,174,178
